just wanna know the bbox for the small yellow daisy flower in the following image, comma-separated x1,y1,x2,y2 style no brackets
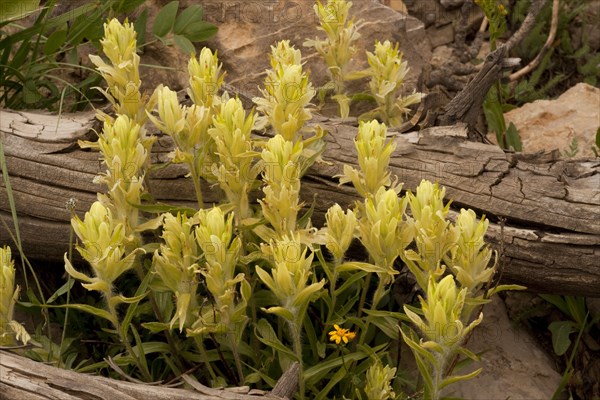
329,324,356,345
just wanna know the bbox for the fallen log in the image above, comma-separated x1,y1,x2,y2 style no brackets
0,350,296,400
0,109,599,296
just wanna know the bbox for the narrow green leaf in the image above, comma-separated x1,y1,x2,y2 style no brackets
131,202,197,215
47,279,75,304
337,261,386,274
141,322,170,333
119,270,152,340
314,361,350,400
305,351,367,384
152,1,179,38
50,303,116,325
130,325,150,376
334,271,367,296
486,284,526,297
440,368,482,389
505,122,522,152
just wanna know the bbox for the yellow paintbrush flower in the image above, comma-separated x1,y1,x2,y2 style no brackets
324,204,357,262
339,119,396,198
188,47,225,108
0,246,29,346
362,40,422,127
254,42,315,142
365,361,396,400
65,202,140,294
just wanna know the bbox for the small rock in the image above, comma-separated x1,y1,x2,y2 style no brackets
504,83,600,157
443,296,563,400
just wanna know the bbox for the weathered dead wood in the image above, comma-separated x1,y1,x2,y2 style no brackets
0,109,599,296
0,350,290,400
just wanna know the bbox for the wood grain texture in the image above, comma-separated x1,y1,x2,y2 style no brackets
0,351,287,400
1,109,599,296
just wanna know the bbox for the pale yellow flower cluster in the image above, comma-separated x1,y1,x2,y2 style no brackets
339,120,396,198
1,246,29,346
365,40,422,127
304,0,361,117
254,40,315,142
90,19,155,124
365,361,396,400
209,98,259,222
404,180,457,289
256,235,325,324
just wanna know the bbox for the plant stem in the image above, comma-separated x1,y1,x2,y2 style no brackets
190,161,204,209
357,272,372,319
291,321,305,400
105,290,152,381
193,336,218,383
229,332,245,383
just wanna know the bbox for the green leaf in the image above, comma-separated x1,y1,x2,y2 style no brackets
539,294,569,316
119,270,152,340
304,343,387,384
134,8,148,47
131,202,197,215
255,319,298,362
173,34,195,54
141,322,170,333
173,5,203,34
337,261,386,274
440,368,483,389
152,1,179,38
596,126,600,149
44,29,67,55
181,21,217,42
334,271,367,296
363,309,410,339
486,284,526,297
47,279,74,304
505,122,522,152
50,303,116,325
549,320,576,356
314,361,351,400
113,0,146,13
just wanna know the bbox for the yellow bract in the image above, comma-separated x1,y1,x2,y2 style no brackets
0,245,27,346
324,204,357,262
339,120,396,198
254,41,315,142
188,47,225,108
365,361,396,400
364,40,422,127
403,275,483,347
66,202,140,293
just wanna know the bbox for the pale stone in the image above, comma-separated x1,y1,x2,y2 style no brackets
203,0,429,108
504,83,600,157
442,296,563,400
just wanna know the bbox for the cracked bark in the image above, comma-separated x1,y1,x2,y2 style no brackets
1,109,599,296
